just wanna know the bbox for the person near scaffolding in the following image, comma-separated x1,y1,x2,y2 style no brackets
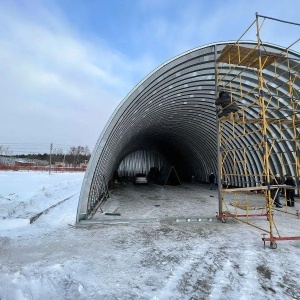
271,173,283,208
215,91,241,118
284,174,295,207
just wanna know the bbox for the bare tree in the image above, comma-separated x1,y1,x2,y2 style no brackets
0,145,12,156
84,145,91,156
52,147,64,155
51,147,64,164
69,146,85,167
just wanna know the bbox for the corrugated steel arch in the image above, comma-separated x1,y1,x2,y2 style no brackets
76,41,300,223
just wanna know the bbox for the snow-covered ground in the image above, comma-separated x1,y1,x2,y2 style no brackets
0,171,300,300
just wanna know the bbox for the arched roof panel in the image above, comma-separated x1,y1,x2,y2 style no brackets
76,41,300,223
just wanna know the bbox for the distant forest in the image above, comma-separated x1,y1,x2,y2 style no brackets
0,145,91,166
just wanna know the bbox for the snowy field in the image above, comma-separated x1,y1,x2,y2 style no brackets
0,171,300,300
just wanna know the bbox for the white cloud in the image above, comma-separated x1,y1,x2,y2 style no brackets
135,0,299,57
0,0,299,152
0,1,151,150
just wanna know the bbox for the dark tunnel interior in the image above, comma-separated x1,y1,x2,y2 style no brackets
77,41,300,222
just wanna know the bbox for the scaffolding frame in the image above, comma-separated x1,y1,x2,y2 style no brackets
215,13,300,248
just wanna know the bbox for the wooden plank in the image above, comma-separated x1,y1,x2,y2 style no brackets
219,115,300,125
241,118,300,125
224,184,295,193
217,45,284,69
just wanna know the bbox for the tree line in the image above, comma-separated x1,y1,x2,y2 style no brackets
1,145,91,167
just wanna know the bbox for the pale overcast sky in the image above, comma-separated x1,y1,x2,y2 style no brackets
0,0,299,154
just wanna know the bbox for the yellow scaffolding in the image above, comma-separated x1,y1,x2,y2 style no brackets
215,13,300,248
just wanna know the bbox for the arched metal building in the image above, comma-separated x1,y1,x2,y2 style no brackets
76,41,300,223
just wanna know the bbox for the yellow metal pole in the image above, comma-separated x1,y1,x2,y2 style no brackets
255,13,274,243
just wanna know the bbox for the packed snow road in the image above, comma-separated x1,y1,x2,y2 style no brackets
0,171,300,300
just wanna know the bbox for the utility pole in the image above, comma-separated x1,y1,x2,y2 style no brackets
49,143,53,175
63,153,66,172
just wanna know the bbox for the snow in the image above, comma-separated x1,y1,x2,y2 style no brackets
0,171,300,299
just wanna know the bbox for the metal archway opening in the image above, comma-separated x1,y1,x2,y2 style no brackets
76,40,300,224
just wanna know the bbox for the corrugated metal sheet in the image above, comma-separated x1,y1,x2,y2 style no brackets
76,41,300,222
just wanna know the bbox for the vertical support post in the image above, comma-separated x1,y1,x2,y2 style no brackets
214,45,223,216
289,72,300,198
255,13,274,241
49,143,53,175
